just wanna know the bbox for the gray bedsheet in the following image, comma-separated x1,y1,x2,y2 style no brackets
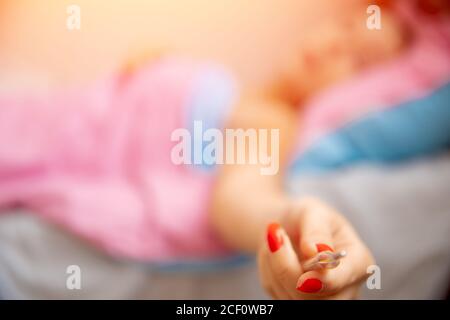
0,153,449,299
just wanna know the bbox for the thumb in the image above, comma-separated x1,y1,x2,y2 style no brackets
297,201,335,260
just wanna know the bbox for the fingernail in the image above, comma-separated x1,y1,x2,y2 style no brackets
267,223,283,253
296,278,323,293
316,243,334,253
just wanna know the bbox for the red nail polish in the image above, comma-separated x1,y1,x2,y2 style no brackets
316,243,334,253
267,223,283,253
297,278,323,293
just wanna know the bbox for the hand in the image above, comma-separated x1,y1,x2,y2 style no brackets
257,197,375,299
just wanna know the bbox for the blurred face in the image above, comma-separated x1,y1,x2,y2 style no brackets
3,0,444,92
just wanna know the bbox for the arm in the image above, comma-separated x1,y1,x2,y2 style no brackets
210,5,406,253
210,91,299,252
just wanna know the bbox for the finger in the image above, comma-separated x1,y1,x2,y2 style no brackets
266,222,303,299
259,245,291,299
322,285,360,300
296,270,326,295
296,199,335,259
296,242,374,296
257,247,277,299
321,242,374,294
294,271,358,300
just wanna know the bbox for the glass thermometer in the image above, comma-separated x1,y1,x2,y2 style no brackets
303,250,347,271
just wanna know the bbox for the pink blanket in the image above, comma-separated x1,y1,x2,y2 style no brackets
0,58,230,261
